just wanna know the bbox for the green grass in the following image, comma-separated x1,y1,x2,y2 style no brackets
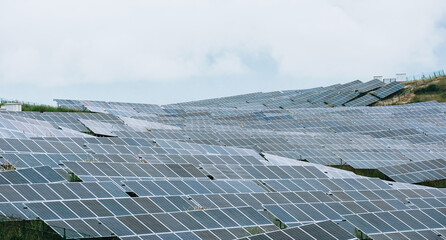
0,219,62,240
410,81,446,103
0,218,120,239
68,172,82,182
272,217,287,229
245,226,265,235
329,165,393,181
413,84,442,94
417,179,446,188
21,104,88,113
355,227,372,240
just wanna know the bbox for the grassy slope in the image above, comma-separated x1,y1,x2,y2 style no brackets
21,104,87,113
374,75,446,106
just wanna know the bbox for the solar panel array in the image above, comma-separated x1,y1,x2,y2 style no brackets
372,81,405,99
55,80,403,110
238,220,355,240
0,166,65,184
1,81,446,239
344,94,380,107
378,159,446,183
356,79,385,93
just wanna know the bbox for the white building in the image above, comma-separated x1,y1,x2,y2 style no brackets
0,103,22,111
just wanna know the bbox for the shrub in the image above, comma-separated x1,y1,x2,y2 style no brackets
414,84,441,94
21,104,87,113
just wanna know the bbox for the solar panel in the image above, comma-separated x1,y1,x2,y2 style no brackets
356,79,385,93
242,220,355,240
378,158,446,183
372,81,405,99
344,94,380,107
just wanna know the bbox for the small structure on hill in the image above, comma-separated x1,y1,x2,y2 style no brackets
0,102,22,111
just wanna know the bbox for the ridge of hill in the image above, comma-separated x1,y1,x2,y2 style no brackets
375,75,446,106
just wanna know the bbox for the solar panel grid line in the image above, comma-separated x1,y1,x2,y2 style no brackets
39,206,272,238
0,202,29,219
341,207,446,236
191,192,320,207
238,220,356,240
299,223,340,240
371,82,405,99
45,220,86,238
64,161,208,180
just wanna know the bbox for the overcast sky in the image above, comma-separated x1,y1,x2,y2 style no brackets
1,1,445,105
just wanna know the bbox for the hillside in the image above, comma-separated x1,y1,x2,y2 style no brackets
374,75,446,106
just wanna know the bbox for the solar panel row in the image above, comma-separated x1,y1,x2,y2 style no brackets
1,81,445,239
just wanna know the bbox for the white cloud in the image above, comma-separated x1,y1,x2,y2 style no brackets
0,0,445,88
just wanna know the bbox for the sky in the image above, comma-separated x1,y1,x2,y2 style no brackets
1,0,446,106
